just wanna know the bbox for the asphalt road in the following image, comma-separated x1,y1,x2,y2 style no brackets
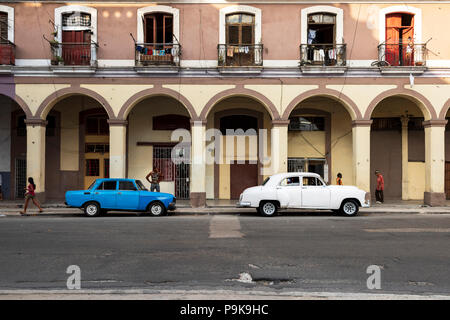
0,212,449,297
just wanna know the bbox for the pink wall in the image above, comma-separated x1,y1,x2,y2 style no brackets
9,2,450,62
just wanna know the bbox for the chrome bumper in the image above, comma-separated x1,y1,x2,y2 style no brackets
236,201,252,208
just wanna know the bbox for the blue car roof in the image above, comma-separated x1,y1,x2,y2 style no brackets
95,178,138,182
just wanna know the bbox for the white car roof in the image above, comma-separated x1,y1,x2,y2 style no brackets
266,172,322,186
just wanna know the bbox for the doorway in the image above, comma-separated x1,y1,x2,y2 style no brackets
230,161,258,199
385,13,414,66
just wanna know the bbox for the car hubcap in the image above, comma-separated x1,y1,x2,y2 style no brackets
87,205,97,215
343,202,356,215
151,205,162,215
263,203,275,215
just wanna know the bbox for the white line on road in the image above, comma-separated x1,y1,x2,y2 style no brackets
0,289,449,300
364,228,450,233
209,215,244,238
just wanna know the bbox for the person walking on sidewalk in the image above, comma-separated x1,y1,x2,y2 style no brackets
20,177,43,215
146,167,163,192
375,170,384,204
336,173,343,185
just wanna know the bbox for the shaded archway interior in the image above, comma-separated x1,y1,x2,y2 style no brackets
370,96,425,200
287,96,354,185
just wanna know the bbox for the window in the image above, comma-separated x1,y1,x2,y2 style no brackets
0,12,7,42
136,180,148,191
16,115,26,137
46,115,56,137
307,13,336,44
119,181,137,191
220,115,258,135
289,116,325,131
226,13,254,45
85,159,99,176
371,118,401,131
303,177,322,186
288,158,326,181
385,13,415,66
104,159,109,178
55,5,97,65
144,13,173,44
280,176,300,187
153,114,190,131
97,180,116,190
86,116,109,135
153,146,174,181
85,144,110,153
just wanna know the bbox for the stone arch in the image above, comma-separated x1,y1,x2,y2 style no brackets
118,87,198,120
364,88,436,120
282,88,361,121
0,92,33,118
35,87,115,120
438,98,450,120
201,87,280,121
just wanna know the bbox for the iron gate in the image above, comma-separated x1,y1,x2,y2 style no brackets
153,146,190,200
15,158,26,199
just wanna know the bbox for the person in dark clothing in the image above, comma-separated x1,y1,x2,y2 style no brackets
375,170,384,204
146,167,163,192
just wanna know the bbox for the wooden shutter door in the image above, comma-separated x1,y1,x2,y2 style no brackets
386,14,401,66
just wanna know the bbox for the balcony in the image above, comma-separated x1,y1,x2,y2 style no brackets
134,43,181,72
376,43,427,74
217,44,263,73
299,44,346,73
50,42,98,71
0,41,15,66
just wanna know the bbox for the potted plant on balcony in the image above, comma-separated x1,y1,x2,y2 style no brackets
56,56,64,66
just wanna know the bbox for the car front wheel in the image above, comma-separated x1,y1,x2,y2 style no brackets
259,201,278,217
84,202,100,217
148,201,166,217
340,200,359,216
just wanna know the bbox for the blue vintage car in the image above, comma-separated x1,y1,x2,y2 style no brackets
65,178,176,217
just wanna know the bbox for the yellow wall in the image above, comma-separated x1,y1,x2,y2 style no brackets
408,162,426,200
127,96,190,194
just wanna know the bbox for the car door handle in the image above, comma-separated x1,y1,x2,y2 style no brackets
95,192,99,195
117,192,122,195
84,192,90,195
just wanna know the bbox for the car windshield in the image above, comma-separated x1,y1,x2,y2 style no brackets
136,180,148,191
262,177,270,186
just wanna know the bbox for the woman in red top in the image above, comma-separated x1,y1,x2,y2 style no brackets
20,177,43,215
375,170,384,204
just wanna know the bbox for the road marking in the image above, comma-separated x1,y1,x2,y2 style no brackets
209,215,244,238
364,228,450,233
0,289,448,300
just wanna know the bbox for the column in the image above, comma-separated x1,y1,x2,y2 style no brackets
270,121,289,175
352,121,372,199
108,120,127,179
400,116,410,200
190,121,206,207
423,120,447,206
25,119,46,202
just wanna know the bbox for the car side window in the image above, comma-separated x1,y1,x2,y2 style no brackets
280,176,300,186
97,181,117,190
119,181,137,191
302,177,318,186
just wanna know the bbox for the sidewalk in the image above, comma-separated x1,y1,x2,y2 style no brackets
1,199,450,217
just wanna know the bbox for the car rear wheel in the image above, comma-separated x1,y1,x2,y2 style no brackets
148,201,166,217
259,201,278,217
340,200,359,216
84,202,100,217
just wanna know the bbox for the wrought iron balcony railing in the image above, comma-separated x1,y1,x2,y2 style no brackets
300,44,347,67
135,43,181,67
376,43,427,67
0,40,15,65
218,44,263,67
50,42,98,67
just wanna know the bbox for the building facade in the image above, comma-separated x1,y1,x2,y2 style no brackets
1,0,450,206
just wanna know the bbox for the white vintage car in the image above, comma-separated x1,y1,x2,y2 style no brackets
237,172,370,217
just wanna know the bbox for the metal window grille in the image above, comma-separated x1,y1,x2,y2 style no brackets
153,146,175,182
85,159,99,176
15,158,26,199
